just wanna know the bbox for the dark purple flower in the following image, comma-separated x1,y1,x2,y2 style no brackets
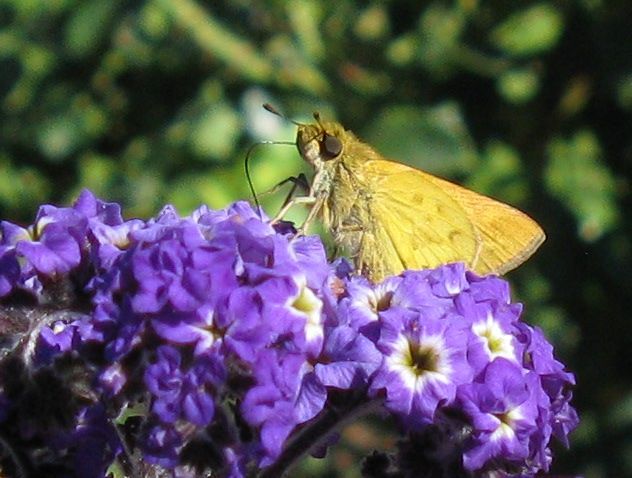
145,346,186,424
71,406,121,478
99,300,146,361
98,362,127,396
222,446,247,478
35,319,82,364
144,345,221,427
48,405,121,478
143,423,183,468
0,393,9,423
0,246,19,297
131,229,204,314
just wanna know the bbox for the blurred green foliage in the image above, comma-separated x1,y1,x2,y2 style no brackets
1,0,631,476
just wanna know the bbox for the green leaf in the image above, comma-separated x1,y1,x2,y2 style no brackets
190,104,242,161
36,115,82,161
386,33,417,66
466,140,528,204
354,5,389,41
415,3,465,77
36,97,108,161
156,0,274,82
616,73,632,111
76,153,117,197
0,154,50,215
168,169,241,212
491,3,564,57
364,103,477,176
545,130,620,241
497,67,540,104
64,1,120,57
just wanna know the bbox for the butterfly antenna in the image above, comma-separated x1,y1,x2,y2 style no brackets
313,111,325,129
263,103,303,127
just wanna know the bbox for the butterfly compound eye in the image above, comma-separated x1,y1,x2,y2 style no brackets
321,134,343,160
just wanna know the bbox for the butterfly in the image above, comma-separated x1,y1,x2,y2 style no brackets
268,107,545,282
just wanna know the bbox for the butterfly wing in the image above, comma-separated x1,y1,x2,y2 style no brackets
417,167,545,274
341,158,544,281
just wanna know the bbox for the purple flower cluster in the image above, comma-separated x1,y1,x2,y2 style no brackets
337,267,578,475
0,190,578,477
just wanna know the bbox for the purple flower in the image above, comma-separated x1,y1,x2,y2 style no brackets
0,191,578,477
17,221,83,275
370,309,473,427
10,202,88,276
241,349,309,465
195,200,268,228
314,324,382,390
458,358,540,472
131,225,207,314
258,272,325,356
0,189,129,296
88,218,145,270
289,235,330,291
457,292,523,375
336,275,402,337
517,322,578,447
73,189,124,226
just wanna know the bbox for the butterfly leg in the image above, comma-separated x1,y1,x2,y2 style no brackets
297,195,325,236
265,174,311,224
333,223,364,257
262,173,310,201
270,195,317,225
278,173,310,211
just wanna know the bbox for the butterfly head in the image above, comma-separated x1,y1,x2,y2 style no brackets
297,115,349,169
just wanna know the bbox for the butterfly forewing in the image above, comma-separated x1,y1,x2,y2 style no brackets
419,172,546,274
358,160,480,279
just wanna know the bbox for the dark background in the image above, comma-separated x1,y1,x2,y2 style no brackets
1,1,630,476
